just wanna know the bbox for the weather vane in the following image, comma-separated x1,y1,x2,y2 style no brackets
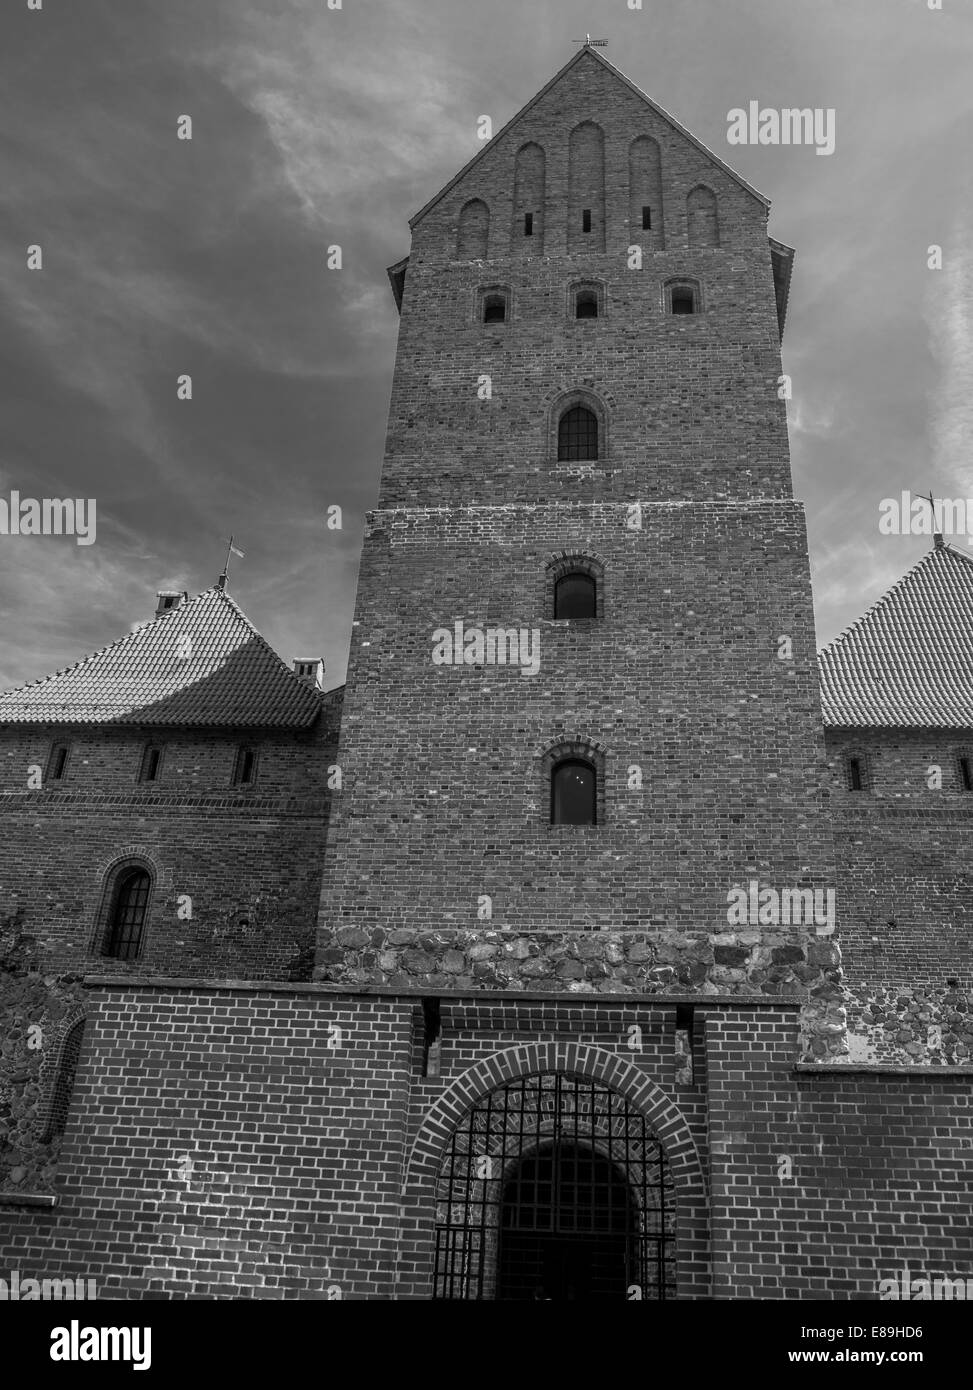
573,34,608,47
917,488,941,532
218,535,246,588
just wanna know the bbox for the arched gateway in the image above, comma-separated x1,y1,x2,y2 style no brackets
432,1071,675,1300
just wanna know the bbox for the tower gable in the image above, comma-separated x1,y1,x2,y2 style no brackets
409,48,770,265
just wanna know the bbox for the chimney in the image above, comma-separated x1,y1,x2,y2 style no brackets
293,657,325,691
155,590,188,617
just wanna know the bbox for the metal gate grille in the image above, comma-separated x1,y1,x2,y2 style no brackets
433,1072,676,1300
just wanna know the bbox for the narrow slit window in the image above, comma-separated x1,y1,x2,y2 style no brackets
582,209,592,233
642,205,652,230
524,212,534,236
139,745,162,783
234,746,256,786
960,756,972,791
46,744,69,782
847,757,863,792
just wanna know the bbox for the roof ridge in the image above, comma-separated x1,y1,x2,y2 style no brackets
938,537,973,569
818,540,973,729
816,545,947,658
0,584,326,729
216,586,326,699
584,48,769,205
0,585,222,699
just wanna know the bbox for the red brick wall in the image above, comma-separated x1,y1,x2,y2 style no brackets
318,503,833,952
825,728,973,991
0,694,341,979
0,985,412,1296
707,1009,973,1297
0,697,341,1193
1,985,969,1299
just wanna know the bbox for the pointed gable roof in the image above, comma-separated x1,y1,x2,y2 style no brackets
818,542,973,729
409,45,770,230
0,585,325,729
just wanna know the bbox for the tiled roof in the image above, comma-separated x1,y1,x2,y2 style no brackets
0,585,325,728
818,541,973,729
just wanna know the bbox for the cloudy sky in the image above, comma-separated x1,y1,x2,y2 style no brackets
1,0,971,691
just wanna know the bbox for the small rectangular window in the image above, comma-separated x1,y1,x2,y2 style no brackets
582,209,592,233
46,743,69,782
960,756,972,791
482,293,506,324
524,212,533,236
233,746,256,786
139,745,162,783
847,757,863,792
642,205,651,230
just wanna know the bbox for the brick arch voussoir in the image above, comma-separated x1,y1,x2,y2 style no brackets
403,1042,705,1202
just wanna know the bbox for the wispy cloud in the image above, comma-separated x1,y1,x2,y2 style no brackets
0,0,970,686
923,206,973,491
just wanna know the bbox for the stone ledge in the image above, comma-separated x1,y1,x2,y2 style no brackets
81,974,804,1007
0,1192,59,1208
795,1063,973,1076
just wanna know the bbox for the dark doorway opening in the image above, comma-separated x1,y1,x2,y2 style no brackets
498,1142,635,1300
432,1072,675,1300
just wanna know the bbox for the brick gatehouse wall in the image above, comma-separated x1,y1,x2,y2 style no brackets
0,980,969,1299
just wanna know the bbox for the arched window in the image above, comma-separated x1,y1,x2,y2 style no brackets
102,866,151,960
558,406,598,461
567,280,605,321
551,758,597,825
546,552,604,620
575,289,598,319
483,293,506,324
554,571,596,619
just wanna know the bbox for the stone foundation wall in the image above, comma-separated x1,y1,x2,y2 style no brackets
314,924,847,1059
844,982,973,1066
0,918,87,1194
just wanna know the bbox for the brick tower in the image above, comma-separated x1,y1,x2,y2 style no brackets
318,45,833,957
313,46,840,1298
